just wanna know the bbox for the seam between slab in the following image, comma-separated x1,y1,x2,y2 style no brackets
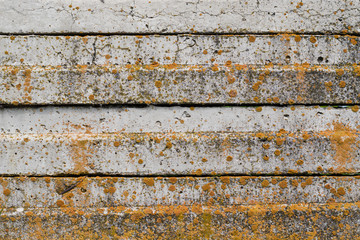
0,103,358,109
0,32,359,37
1,173,360,178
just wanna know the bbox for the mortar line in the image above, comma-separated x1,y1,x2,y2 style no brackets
1,173,359,178
0,32,359,37
0,103,358,109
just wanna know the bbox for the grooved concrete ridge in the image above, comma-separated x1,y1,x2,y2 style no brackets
0,0,360,239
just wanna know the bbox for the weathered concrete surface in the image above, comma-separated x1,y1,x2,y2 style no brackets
1,204,360,239
1,106,359,176
0,35,359,105
0,0,359,34
0,177,359,239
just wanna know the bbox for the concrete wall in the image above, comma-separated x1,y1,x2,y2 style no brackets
0,0,359,239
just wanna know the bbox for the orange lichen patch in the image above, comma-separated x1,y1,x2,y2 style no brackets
201,183,211,191
113,141,120,147
220,177,230,184
164,63,178,70
255,107,262,112
201,158,208,162
274,150,281,156
143,178,155,187
320,122,358,171
309,36,317,43
279,180,288,189
337,187,346,196
261,180,269,187
166,141,172,149
169,178,177,184
239,177,248,185
248,36,256,42
88,94,95,101
263,156,269,161
155,80,162,88
138,159,144,164
211,64,219,71
324,81,333,91
288,169,298,174
105,55,111,59
294,35,302,42
271,179,278,185
228,89,237,98
291,179,299,187
3,188,11,196
104,187,116,194
296,159,304,165
252,81,262,91
226,156,233,162
354,64,360,77
262,144,270,149
82,37,88,44
317,166,323,172
336,69,344,76
275,138,285,146
77,65,88,74
302,132,311,140
256,132,266,139
351,105,359,112
350,38,357,45
56,200,65,207
339,81,346,88
305,178,313,186
203,50,208,54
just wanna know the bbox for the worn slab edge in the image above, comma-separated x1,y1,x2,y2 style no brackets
1,106,359,175
1,203,360,239
0,35,359,105
0,0,359,34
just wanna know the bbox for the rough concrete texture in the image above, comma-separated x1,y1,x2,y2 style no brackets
1,1,360,238
0,0,359,34
0,35,359,105
1,106,360,176
0,176,359,239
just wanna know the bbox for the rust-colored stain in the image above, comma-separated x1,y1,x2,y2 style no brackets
324,122,358,172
